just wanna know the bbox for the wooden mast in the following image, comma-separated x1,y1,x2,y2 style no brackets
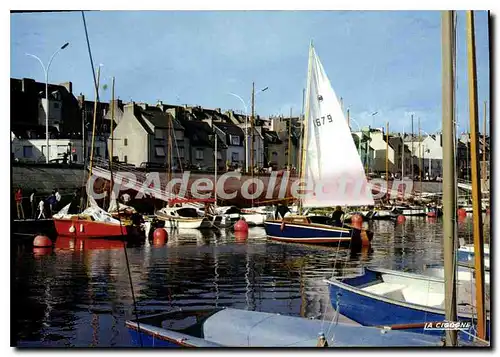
385,122,389,198
287,107,292,170
87,65,101,209
298,41,314,215
442,10,458,346
466,10,486,340
419,117,422,199
109,76,116,210
482,100,487,190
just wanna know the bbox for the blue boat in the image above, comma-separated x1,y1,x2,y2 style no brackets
264,215,373,248
324,267,490,341
126,307,454,347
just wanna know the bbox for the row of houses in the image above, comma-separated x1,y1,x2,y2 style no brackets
10,77,490,180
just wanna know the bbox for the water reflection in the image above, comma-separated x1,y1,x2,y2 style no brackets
13,216,488,347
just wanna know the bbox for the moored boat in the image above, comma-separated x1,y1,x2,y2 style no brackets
265,215,371,249
53,204,139,238
324,267,490,341
155,206,210,229
125,307,450,347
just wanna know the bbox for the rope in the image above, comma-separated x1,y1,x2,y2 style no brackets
81,10,143,348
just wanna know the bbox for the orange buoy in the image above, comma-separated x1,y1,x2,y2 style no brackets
153,228,168,246
33,235,52,248
234,231,248,242
234,219,249,232
457,208,467,217
396,215,406,223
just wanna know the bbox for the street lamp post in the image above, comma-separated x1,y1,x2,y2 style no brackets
26,42,69,163
228,85,268,173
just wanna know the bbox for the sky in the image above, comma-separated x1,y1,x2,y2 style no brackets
10,10,490,134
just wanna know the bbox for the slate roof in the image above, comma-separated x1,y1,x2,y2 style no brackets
262,128,282,144
141,107,184,131
213,122,244,137
180,119,227,148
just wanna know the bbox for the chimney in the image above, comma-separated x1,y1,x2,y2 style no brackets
166,107,176,119
21,78,35,93
60,81,73,94
124,102,136,114
77,94,85,107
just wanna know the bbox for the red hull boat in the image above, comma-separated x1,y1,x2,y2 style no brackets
53,218,130,238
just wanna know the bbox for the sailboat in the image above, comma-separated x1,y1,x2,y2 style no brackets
264,43,374,248
52,69,141,239
324,11,490,344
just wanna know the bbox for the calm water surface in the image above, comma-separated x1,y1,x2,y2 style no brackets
12,215,489,347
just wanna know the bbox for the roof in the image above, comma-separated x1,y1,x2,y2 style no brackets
262,128,282,144
213,122,244,137
180,119,227,148
141,107,184,131
11,123,60,139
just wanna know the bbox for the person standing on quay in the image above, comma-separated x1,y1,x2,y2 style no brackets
55,188,61,211
15,187,25,220
30,189,37,219
38,198,46,220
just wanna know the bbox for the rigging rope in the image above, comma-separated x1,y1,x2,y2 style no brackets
80,10,143,347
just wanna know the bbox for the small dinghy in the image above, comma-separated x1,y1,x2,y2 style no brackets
125,307,449,347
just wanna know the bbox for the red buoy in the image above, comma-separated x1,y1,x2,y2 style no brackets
33,235,52,248
396,215,406,224
234,219,249,232
457,208,467,217
153,228,168,246
234,231,248,242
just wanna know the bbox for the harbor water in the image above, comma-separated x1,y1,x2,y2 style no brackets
12,215,489,347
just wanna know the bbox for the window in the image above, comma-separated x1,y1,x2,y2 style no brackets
195,149,204,160
124,155,128,163
230,135,240,146
23,146,33,158
155,129,166,139
96,147,101,157
231,152,239,162
124,138,128,146
155,146,166,157
217,152,222,160
175,130,184,141
53,102,60,109
272,151,278,158
176,147,185,158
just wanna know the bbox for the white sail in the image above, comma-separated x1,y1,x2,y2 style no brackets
301,44,374,207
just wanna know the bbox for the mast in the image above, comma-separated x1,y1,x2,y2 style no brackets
401,126,405,180
385,122,389,198
419,117,422,199
287,107,292,170
298,41,314,215
411,114,414,180
442,10,458,346
466,9,486,340
482,100,487,190
250,82,255,175
109,76,116,210
297,88,305,178
87,65,101,208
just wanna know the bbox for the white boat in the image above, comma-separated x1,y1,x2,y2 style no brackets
125,307,451,347
155,207,211,229
424,264,490,285
239,207,268,226
457,243,490,269
391,205,427,217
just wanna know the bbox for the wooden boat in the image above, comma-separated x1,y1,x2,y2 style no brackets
263,43,375,248
324,267,490,341
391,205,427,217
125,307,450,347
53,204,139,238
265,215,371,248
155,206,211,229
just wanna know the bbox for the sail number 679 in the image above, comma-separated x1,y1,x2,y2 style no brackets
314,114,333,127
